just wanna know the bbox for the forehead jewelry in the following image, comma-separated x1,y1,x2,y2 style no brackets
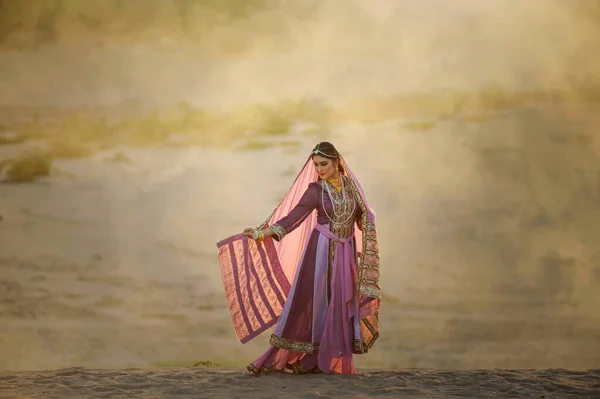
312,149,338,157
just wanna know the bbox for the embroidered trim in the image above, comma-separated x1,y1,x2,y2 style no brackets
358,276,379,285
353,315,380,355
352,334,379,354
286,363,323,374
363,316,378,337
359,263,380,270
358,285,380,297
325,176,356,240
269,334,320,354
247,364,279,374
353,339,364,354
269,223,287,240
347,177,381,299
321,176,357,288
249,362,323,374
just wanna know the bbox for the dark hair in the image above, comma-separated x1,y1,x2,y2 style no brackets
311,141,345,174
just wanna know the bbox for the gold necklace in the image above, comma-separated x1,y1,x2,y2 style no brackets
327,176,342,191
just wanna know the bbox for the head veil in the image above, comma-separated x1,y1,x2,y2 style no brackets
217,148,381,351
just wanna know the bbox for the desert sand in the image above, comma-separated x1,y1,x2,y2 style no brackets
1,367,599,398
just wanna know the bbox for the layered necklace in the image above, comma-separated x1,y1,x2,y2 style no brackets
321,174,355,225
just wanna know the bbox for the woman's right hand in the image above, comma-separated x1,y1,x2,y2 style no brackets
242,228,255,238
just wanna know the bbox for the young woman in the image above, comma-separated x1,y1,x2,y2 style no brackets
217,142,381,374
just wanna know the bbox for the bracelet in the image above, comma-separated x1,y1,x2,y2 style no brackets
251,229,265,242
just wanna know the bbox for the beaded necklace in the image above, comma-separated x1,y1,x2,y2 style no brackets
321,175,355,225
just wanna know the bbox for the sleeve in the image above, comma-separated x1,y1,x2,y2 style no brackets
269,183,319,241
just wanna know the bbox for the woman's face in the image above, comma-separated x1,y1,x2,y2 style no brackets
313,155,338,180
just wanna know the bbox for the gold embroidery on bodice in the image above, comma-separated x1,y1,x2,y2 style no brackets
320,177,357,274
324,176,356,240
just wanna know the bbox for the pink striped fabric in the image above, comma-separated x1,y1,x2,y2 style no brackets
217,234,291,343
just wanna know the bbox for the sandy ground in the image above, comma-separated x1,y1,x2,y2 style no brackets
1,367,599,399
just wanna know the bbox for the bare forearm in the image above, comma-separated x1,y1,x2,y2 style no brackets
262,227,274,238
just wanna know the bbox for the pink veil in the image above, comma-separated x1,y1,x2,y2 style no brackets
217,152,381,348
257,156,319,283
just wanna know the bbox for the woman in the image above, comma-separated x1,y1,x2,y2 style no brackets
217,142,381,375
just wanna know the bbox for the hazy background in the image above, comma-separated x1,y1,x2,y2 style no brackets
0,0,599,371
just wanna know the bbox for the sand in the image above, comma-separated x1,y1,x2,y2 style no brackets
1,367,598,398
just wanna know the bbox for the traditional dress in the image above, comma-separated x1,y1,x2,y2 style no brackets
217,154,381,375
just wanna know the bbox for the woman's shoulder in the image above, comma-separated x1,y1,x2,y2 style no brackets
306,181,325,195
309,181,328,191
307,181,321,192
